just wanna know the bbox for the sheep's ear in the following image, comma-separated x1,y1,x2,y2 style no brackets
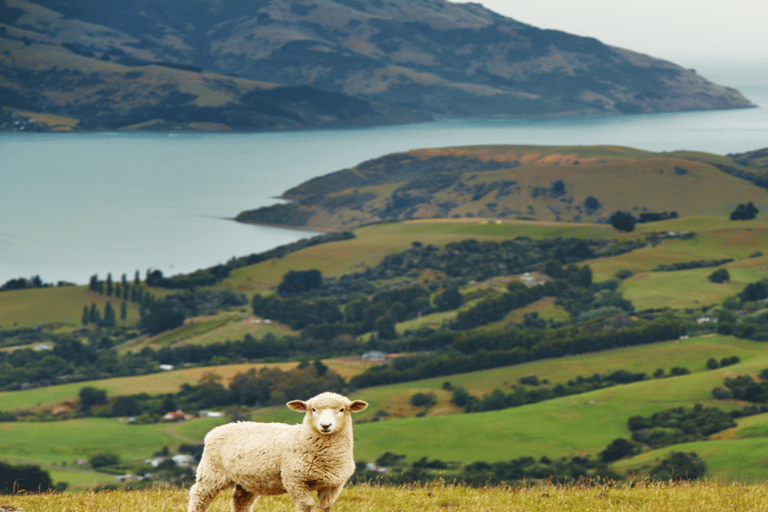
287,400,308,412
349,400,368,413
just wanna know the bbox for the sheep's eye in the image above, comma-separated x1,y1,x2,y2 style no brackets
339,407,345,413
311,408,316,413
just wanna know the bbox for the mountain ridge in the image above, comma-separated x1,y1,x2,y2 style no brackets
0,0,754,131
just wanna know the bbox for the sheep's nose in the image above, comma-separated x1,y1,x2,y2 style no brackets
320,423,332,430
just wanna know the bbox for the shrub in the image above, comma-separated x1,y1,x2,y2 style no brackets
609,211,636,232
650,452,706,481
708,268,730,283
410,392,437,408
599,438,639,462
89,453,120,468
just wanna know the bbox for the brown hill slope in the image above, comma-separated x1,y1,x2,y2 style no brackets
0,0,754,131
235,145,768,231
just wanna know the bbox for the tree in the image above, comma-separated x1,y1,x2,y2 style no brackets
730,202,759,220
584,196,602,214
88,303,100,325
0,461,52,493
89,453,120,468
609,211,636,232
374,313,397,340
140,301,185,335
410,392,437,407
599,438,638,462
649,451,706,481
434,286,463,312
82,306,89,326
111,396,142,417
120,301,127,321
277,269,323,296
708,268,730,283
79,386,108,410
103,301,116,328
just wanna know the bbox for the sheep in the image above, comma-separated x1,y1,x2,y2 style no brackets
188,392,368,512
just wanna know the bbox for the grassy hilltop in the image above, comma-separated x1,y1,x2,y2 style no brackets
235,145,768,231
2,144,768,491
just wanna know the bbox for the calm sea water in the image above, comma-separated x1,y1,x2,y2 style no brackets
2,67,767,285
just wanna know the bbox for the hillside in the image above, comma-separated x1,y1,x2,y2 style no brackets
235,145,768,231
4,164,768,489
0,0,754,131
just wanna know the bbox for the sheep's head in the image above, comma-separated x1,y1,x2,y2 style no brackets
287,392,368,435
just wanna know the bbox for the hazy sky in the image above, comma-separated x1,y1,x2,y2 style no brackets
451,1,767,69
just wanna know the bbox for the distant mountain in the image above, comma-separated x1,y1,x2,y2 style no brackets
0,0,754,131
235,145,768,231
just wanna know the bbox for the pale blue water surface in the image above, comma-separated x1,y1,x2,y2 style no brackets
1,66,766,285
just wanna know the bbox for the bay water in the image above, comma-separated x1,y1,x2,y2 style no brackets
2,67,767,285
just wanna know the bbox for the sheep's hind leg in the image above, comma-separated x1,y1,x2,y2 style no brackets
231,484,257,512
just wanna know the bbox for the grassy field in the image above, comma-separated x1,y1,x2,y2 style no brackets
4,481,768,512
0,286,141,329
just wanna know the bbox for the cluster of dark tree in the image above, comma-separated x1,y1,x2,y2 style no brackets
353,447,705,487
647,452,707,481
88,272,221,334
0,336,161,391
713,370,768,403
719,278,768,340
450,365,696,414
458,455,620,485
0,461,66,494
706,355,740,369
254,283,433,341
730,202,759,220
450,279,565,331
626,404,737,448
136,290,244,336
75,362,346,421
0,326,48,349
350,237,644,283
350,315,687,388
89,272,153,305
0,275,71,292
248,237,642,342
653,258,733,272
81,301,124,328
608,211,678,232
277,269,323,295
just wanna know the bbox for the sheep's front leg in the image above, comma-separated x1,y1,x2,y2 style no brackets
285,483,315,512
188,480,224,512
318,486,343,512
231,484,257,512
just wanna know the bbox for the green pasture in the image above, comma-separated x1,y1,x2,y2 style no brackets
2,335,768,482
119,312,295,353
0,286,140,329
0,418,184,466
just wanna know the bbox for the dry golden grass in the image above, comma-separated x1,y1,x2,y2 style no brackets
4,481,768,512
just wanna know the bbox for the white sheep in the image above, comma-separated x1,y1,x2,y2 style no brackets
188,392,368,512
